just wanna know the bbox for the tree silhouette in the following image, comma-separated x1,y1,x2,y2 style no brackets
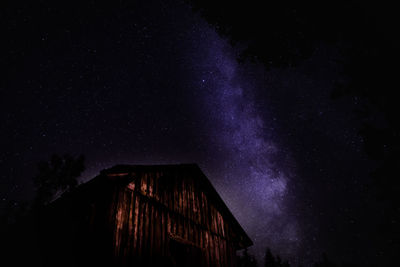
313,253,336,267
239,249,258,267
33,154,85,205
264,248,291,267
276,255,283,266
264,248,276,267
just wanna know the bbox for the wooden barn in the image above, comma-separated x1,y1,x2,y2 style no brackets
38,164,252,267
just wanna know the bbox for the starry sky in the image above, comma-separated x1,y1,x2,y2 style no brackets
0,1,389,265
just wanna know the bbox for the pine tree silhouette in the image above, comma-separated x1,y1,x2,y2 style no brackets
33,154,85,205
264,248,276,267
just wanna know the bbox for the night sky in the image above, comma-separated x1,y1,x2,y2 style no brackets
1,1,396,266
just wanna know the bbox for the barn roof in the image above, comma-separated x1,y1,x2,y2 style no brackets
99,163,253,249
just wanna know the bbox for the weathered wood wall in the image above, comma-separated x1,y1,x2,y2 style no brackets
35,165,251,267
108,169,240,267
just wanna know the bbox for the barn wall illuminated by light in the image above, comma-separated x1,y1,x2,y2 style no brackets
39,164,252,267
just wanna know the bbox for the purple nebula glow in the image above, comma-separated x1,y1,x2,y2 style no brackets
189,24,301,261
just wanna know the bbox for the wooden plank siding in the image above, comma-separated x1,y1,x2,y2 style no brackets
105,165,250,267
37,164,251,267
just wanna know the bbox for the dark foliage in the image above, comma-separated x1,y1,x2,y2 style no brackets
33,154,85,205
312,253,336,267
264,248,276,267
264,248,290,267
0,154,86,266
239,249,258,267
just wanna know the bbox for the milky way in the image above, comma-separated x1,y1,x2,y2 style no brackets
187,24,301,261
